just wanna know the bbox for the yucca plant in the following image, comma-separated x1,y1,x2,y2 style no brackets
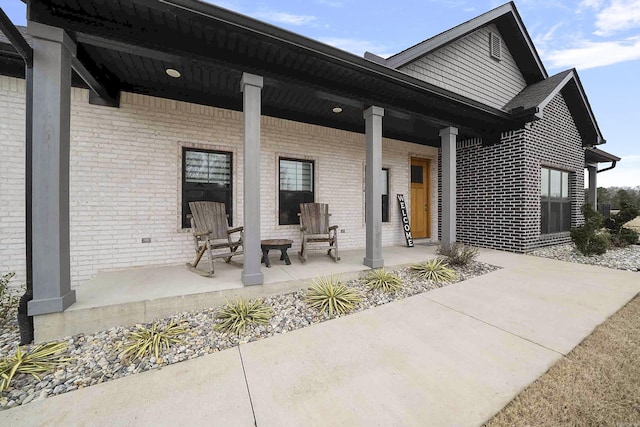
215,298,272,335
305,275,362,316
0,341,70,392
365,269,403,293
120,320,188,363
411,258,457,282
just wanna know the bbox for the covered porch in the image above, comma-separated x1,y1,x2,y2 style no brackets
35,244,439,341
0,0,528,342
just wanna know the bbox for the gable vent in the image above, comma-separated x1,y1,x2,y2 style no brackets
490,32,502,60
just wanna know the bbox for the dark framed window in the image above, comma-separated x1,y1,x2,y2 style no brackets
382,168,390,223
279,158,314,225
182,148,232,228
541,167,571,234
364,167,390,223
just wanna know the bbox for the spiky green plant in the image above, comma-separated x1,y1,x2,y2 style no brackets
0,342,70,392
411,258,457,282
120,320,188,362
214,298,272,335
365,269,403,293
305,275,362,316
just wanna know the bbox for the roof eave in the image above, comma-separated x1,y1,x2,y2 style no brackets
382,1,547,82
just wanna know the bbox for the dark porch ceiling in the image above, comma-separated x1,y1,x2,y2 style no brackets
17,0,531,146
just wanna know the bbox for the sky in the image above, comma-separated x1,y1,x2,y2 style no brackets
1,0,638,188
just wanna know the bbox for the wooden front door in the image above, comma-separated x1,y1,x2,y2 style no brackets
410,158,430,238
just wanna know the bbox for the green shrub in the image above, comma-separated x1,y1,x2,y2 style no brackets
0,271,17,326
120,320,189,362
411,258,457,282
616,228,639,246
571,227,609,255
305,275,361,316
604,201,639,247
215,298,272,335
604,201,639,233
437,243,478,266
365,269,403,293
0,342,70,392
571,204,608,256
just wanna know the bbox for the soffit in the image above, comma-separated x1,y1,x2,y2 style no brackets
15,0,528,146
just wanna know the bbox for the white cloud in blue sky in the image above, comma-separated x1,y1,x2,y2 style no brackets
531,0,640,70
591,0,640,35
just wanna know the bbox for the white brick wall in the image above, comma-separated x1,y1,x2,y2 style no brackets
0,76,437,287
0,77,26,284
399,24,527,110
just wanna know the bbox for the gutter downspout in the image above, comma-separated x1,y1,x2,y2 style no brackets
597,161,617,173
0,7,34,344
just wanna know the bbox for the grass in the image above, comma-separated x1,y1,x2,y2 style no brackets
485,294,640,427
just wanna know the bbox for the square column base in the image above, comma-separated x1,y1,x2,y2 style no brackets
363,257,384,269
28,289,76,316
241,272,264,286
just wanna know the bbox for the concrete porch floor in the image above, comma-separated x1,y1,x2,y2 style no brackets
35,244,439,341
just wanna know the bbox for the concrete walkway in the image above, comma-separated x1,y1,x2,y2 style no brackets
2,250,638,426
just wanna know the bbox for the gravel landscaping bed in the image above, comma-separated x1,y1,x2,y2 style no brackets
531,243,640,272
0,261,498,410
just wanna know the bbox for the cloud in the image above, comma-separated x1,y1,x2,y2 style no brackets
593,0,640,36
318,37,390,56
578,0,605,11
536,22,564,44
544,36,640,69
254,10,316,26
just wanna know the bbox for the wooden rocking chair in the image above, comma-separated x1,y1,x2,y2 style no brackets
298,203,340,263
186,201,244,277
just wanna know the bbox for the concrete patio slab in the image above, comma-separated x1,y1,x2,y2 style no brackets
35,245,439,341
0,347,254,427
240,294,560,427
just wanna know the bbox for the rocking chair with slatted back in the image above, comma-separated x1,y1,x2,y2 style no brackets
298,203,340,263
186,201,244,277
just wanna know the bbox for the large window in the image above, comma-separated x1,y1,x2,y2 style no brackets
182,148,232,228
364,167,390,223
279,158,314,225
541,167,571,234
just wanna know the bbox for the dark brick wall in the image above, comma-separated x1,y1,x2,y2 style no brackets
438,92,586,252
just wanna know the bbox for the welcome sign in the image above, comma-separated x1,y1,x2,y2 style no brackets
397,194,414,247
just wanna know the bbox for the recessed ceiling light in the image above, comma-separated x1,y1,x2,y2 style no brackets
332,107,343,113
166,68,181,78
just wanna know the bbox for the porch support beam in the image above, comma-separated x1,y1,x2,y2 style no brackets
240,72,264,286
363,106,385,269
440,126,458,250
27,22,76,315
587,163,598,210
